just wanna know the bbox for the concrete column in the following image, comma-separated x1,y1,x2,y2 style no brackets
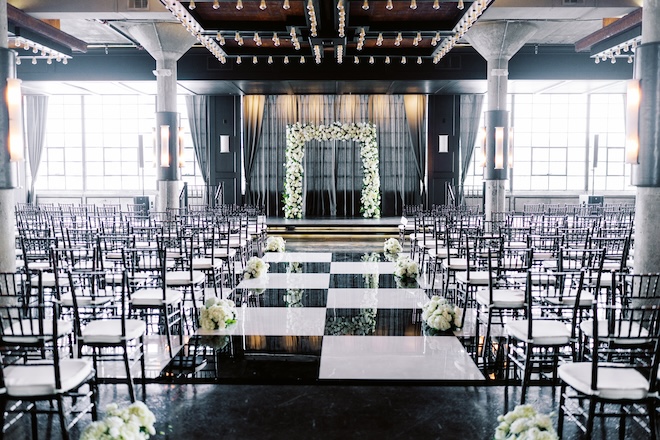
0,0,16,273
465,21,537,222
123,23,195,212
633,0,660,274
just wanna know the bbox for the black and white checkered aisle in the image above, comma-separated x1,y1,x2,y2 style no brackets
165,251,484,383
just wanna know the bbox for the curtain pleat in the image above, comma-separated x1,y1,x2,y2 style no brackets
243,95,266,204
459,94,485,203
403,95,427,206
25,95,49,203
185,95,210,187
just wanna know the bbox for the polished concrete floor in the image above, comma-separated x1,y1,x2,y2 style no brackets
2,235,655,439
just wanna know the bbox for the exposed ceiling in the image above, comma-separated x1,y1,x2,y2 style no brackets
7,0,643,95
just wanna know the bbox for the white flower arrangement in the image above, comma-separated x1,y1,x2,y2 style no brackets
243,256,270,279
325,308,377,335
283,122,381,219
494,405,558,440
265,236,286,252
420,295,462,332
199,297,237,331
383,237,403,255
394,255,419,280
80,401,156,440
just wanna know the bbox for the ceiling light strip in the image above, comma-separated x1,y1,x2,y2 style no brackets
433,0,493,64
11,37,72,64
163,0,227,64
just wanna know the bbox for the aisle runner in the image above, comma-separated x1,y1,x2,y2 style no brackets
215,251,484,381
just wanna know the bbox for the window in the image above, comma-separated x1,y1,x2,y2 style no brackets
35,95,203,193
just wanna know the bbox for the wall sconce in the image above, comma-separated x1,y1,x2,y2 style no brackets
494,126,504,170
6,78,23,162
178,127,185,168
220,135,230,153
160,125,170,167
477,126,486,168
507,127,514,168
438,134,448,153
625,79,640,164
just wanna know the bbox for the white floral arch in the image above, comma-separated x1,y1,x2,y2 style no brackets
283,122,381,219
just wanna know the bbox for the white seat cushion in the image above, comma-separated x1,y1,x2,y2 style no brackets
580,319,649,345
442,258,468,271
165,271,206,286
455,271,492,286
31,273,69,288
207,248,237,259
131,287,183,306
476,288,525,309
558,362,650,400
4,359,93,396
544,292,595,307
60,294,114,308
81,319,146,344
28,261,51,271
192,257,223,270
2,319,73,345
506,319,571,345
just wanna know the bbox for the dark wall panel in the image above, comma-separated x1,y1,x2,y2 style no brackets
427,95,460,207
209,96,241,205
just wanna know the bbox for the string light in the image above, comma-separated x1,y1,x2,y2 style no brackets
253,56,258,64
386,0,393,10
433,0,439,9
458,0,464,10
376,33,383,46
188,0,195,10
362,0,369,10
337,0,346,38
254,32,262,46
284,55,290,64
213,0,219,9
410,0,417,10
260,0,267,10
283,0,290,9
300,55,305,64
401,56,407,64
32,57,37,65
236,0,243,10
236,56,242,64
385,56,390,64
369,56,374,64
307,0,318,37
394,32,402,46
216,33,225,45
272,32,280,46
10,37,72,65
268,56,273,64
417,57,422,64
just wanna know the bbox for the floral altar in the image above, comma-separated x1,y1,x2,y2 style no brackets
283,122,381,219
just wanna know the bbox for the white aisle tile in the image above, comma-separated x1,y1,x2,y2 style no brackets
326,288,428,309
263,252,333,263
197,307,327,336
237,273,330,289
319,336,484,381
330,261,396,274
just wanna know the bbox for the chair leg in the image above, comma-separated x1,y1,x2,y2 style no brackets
647,401,657,440
558,383,566,439
57,395,69,440
123,346,136,403
586,397,596,440
521,345,533,404
31,400,38,440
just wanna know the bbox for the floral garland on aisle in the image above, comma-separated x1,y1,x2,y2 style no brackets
283,122,381,219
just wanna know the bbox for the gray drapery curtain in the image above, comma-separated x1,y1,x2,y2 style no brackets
243,95,266,204
247,94,421,217
185,95,210,186
25,95,49,203
459,94,485,203
403,95,427,206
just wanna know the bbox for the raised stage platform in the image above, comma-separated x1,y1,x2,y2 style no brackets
266,216,401,237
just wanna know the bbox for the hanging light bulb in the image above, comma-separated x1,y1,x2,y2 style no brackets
401,56,406,64
218,34,225,45
238,36,244,46
15,57,20,65
386,0,393,10
188,0,196,10
369,56,374,64
284,55,290,64
594,57,600,64
385,56,390,64
417,56,422,64
213,0,220,9
32,57,37,65
236,56,242,64
354,56,359,64
458,0,464,10
268,56,273,64
611,57,616,64
272,32,280,46
253,56,258,64
260,0,267,9
433,0,439,9
236,0,243,10
47,57,53,65
362,0,369,10
394,32,402,46
376,33,383,46
628,55,633,63
62,58,68,65
283,0,290,9
410,0,417,10
300,56,305,64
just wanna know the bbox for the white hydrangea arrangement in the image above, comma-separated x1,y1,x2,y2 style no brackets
421,295,462,332
494,404,558,440
199,297,237,331
80,401,156,440
283,122,381,219
265,236,286,252
394,255,419,280
383,237,403,255
243,256,270,279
